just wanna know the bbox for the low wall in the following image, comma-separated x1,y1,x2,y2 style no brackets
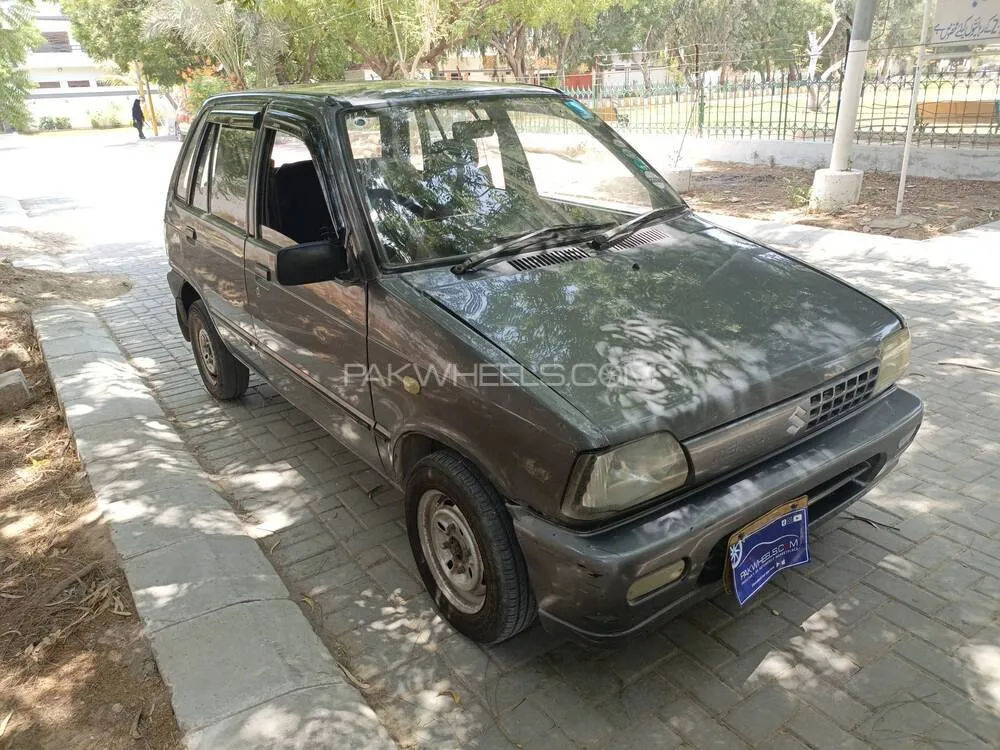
624,134,1000,182
28,89,176,130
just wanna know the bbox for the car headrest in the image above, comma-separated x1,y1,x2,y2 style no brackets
452,120,494,140
426,138,480,168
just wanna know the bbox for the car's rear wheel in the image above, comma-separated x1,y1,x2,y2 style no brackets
188,300,249,401
405,450,536,643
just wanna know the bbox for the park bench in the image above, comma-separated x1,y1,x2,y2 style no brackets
593,102,618,122
917,100,1000,131
591,101,630,127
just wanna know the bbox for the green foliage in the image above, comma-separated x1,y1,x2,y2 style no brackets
332,0,501,80
148,0,284,88
89,105,125,128
98,0,933,92
62,0,202,87
39,116,73,130
184,70,232,113
784,178,811,206
0,0,41,131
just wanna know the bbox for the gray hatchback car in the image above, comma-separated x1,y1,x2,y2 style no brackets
164,81,922,645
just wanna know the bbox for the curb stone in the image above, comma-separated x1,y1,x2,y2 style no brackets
32,302,395,750
0,195,26,218
704,213,1000,288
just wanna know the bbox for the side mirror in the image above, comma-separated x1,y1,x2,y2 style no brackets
275,239,350,286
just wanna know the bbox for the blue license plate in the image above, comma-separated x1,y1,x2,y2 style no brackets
727,497,810,606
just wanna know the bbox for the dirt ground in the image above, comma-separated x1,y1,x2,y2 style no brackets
686,162,1000,240
0,256,182,749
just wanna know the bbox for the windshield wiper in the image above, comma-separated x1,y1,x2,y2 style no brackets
589,206,689,250
451,222,614,274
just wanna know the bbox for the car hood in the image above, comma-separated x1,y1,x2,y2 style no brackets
404,214,901,443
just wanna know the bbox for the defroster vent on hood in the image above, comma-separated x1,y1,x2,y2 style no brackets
506,247,590,272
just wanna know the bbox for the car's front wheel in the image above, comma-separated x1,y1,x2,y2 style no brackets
405,450,536,644
188,300,249,401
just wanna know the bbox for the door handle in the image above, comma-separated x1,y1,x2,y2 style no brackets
250,261,272,282
184,225,197,242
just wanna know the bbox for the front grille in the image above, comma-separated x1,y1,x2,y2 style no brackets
806,364,879,430
507,247,589,272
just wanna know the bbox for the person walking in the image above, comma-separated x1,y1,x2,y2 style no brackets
132,98,146,140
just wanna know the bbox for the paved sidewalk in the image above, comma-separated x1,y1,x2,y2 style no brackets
31,304,393,750
34,220,1000,748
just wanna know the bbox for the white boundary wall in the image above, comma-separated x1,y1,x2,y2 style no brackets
623,134,1000,182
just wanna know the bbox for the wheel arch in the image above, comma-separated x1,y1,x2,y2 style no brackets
172,279,201,341
392,429,511,504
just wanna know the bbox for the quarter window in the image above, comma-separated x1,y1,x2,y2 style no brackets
172,122,200,202
210,125,255,230
190,124,217,211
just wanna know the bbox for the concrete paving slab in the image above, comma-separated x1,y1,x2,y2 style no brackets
71,414,187,456
33,302,395,749
81,447,207,499
150,599,345,732
705,213,1000,288
99,481,243,560
39,350,132,387
63,386,163,429
125,534,289,632
38,329,122,359
185,684,394,750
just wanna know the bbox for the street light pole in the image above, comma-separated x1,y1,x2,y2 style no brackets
896,0,932,216
829,0,877,171
810,0,878,211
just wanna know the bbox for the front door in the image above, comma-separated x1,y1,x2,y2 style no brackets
244,106,378,466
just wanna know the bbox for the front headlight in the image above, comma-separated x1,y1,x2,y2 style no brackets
562,433,690,521
874,326,911,394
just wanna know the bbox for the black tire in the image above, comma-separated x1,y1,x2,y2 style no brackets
188,299,249,401
405,450,536,644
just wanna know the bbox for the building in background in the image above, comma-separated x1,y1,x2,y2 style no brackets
23,1,173,129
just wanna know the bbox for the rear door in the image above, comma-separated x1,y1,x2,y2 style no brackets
244,102,378,465
177,108,260,355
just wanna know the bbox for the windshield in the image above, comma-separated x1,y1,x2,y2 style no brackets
343,95,685,267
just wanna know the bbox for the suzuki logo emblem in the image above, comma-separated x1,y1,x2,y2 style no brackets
787,405,808,436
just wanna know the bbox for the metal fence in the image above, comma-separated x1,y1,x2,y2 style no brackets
561,71,1000,149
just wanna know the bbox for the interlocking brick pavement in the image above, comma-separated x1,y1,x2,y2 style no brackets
72,228,1000,749
6,129,996,750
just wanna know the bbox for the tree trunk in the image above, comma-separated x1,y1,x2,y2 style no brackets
495,21,528,81
556,28,573,79
298,41,318,83
805,0,840,110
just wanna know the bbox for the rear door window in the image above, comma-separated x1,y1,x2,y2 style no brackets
209,125,255,230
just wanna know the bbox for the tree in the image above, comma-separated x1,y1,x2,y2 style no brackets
62,0,201,87
263,0,352,83
478,0,618,83
326,0,502,80
147,0,285,88
0,0,41,131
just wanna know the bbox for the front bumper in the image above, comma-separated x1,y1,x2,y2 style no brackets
511,386,923,645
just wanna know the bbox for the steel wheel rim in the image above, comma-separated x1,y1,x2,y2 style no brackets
196,326,218,379
417,489,486,614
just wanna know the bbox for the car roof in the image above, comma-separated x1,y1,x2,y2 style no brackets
205,80,563,109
